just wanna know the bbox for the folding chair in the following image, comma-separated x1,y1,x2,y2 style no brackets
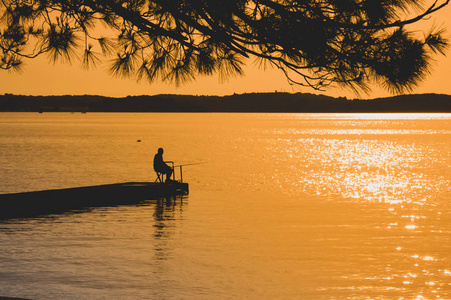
155,171,165,183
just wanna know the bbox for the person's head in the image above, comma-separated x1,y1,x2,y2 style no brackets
158,148,164,154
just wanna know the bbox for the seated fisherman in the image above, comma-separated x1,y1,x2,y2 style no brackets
153,148,173,183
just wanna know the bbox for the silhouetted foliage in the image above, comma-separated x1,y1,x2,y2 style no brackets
0,0,449,93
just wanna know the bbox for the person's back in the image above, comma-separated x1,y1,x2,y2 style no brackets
153,148,173,182
153,151,165,173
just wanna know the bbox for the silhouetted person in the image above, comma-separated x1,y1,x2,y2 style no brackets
154,148,173,183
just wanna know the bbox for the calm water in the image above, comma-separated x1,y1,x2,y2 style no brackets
0,112,450,299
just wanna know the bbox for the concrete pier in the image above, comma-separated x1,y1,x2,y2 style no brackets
0,182,189,219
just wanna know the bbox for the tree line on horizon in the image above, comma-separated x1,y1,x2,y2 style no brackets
1,93,450,112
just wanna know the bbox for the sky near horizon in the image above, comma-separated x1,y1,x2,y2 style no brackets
0,3,450,99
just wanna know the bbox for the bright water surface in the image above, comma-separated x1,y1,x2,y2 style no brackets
0,112,450,299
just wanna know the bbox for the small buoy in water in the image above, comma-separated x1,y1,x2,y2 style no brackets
137,140,141,142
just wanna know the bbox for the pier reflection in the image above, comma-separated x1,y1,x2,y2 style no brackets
152,196,186,260
153,197,185,237
0,195,187,230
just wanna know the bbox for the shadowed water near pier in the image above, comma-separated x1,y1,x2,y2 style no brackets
0,196,187,298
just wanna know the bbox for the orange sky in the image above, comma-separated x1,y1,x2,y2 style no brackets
1,4,450,99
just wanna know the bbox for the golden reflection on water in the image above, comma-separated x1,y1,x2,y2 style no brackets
269,113,451,299
1,113,450,299
291,137,449,205
268,114,451,205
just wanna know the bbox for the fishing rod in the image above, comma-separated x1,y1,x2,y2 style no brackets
172,162,205,183
174,162,205,167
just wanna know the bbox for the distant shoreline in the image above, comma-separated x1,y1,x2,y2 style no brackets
1,92,451,113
